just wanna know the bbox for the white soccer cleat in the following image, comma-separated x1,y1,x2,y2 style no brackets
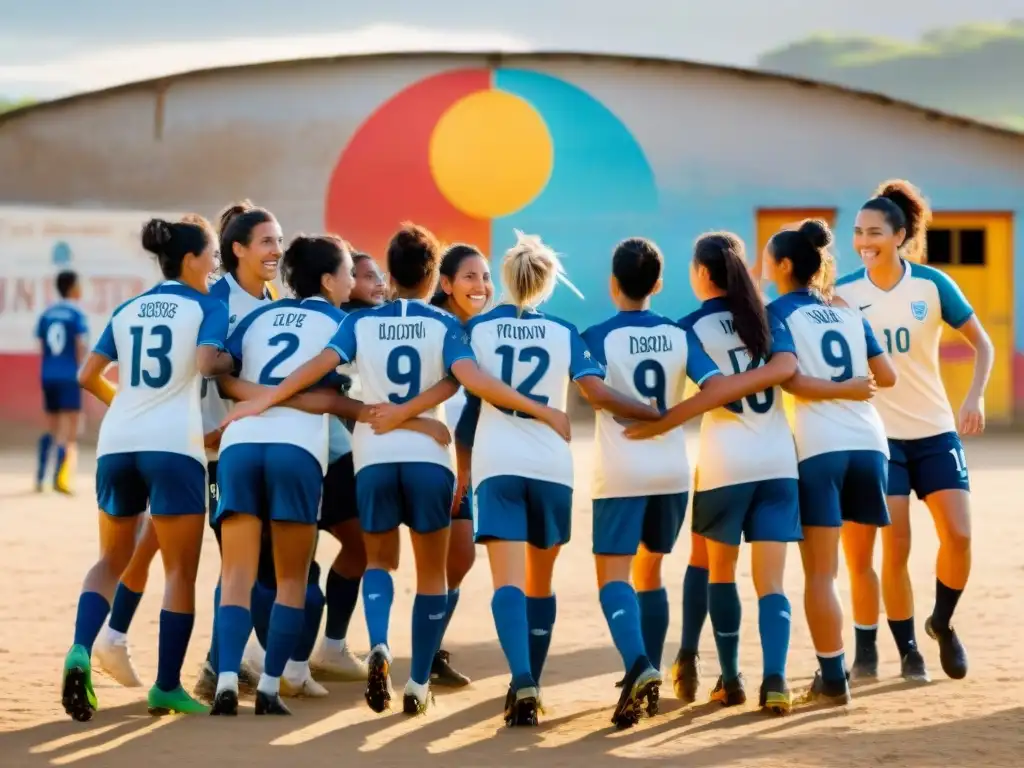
93,628,143,688
281,661,329,698
310,639,369,681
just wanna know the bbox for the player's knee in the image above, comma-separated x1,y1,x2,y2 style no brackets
941,525,971,555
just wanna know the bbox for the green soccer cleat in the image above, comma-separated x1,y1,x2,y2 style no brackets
147,685,211,715
62,644,98,722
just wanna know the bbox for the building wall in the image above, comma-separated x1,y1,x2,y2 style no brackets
1,53,1022,425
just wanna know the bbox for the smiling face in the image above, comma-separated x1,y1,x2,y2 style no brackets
235,220,284,283
853,208,904,271
441,253,493,320
351,255,386,305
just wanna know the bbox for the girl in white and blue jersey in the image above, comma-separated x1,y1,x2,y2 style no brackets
91,203,284,699
64,216,232,722
765,219,897,705
626,232,802,715
223,224,567,718
456,232,671,728
426,243,495,689
581,238,720,727
835,180,994,683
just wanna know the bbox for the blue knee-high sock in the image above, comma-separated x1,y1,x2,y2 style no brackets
440,587,461,644
681,565,709,654
216,604,252,675
708,583,742,682
251,580,276,650
156,610,195,692
108,583,144,634
325,569,361,641
72,591,110,654
637,587,670,669
37,433,53,485
292,583,325,662
758,593,791,680
527,595,556,684
599,582,648,672
264,604,305,678
53,445,68,484
492,586,534,688
207,580,221,668
410,593,448,685
362,569,394,650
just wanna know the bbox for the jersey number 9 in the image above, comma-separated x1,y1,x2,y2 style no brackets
724,347,773,415
496,344,550,417
821,330,853,382
45,323,67,356
128,325,173,388
633,359,667,412
387,345,422,404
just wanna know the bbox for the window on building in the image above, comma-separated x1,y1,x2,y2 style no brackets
925,227,986,266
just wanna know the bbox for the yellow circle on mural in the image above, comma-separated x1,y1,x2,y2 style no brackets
429,89,553,219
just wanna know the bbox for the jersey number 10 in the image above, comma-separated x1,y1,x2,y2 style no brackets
723,347,773,415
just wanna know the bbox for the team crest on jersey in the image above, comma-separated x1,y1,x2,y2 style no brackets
910,301,928,321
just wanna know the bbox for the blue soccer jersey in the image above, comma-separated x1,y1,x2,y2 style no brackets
36,300,88,383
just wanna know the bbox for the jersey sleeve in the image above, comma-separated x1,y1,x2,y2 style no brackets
93,320,118,361
569,326,604,380
442,316,476,373
74,309,89,337
767,310,797,357
224,325,245,366
579,325,607,366
198,299,229,350
683,329,721,386
326,314,358,363
454,392,481,449
863,317,884,358
932,270,974,328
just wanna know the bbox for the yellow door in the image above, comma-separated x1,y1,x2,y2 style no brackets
925,213,1013,425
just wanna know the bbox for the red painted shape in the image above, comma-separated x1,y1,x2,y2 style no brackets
324,68,491,261
0,353,112,431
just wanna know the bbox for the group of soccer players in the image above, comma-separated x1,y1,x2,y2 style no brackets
48,177,992,730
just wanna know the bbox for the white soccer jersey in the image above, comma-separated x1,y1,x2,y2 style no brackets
681,298,798,491
327,299,474,473
582,310,720,499
768,290,888,460
835,261,974,440
219,297,345,471
460,304,604,489
93,280,228,465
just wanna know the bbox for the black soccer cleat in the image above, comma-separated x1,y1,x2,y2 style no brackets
709,674,747,707
925,616,968,680
431,649,471,688
210,688,239,716
364,647,393,713
900,649,931,683
671,649,701,704
611,657,662,729
850,644,879,680
254,690,291,715
759,674,792,715
802,671,852,706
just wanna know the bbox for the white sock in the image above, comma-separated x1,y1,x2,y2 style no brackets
257,673,280,696
324,637,346,652
104,627,128,644
216,672,239,695
283,659,306,680
404,678,428,702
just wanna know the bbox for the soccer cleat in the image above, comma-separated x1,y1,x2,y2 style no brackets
147,685,210,715
431,649,471,688
402,679,433,715
54,479,75,496
364,644,393,713
255,690,291,715
505,684,540,727
709,674,747,707
310,641,368,681
209,688,239,716
61,645,98,722
925,616,968,680
759,674,792,715
800,671,852,706
93,630,143,688
611,658,662,729
281,664,329,698
849,644,879,680
900,649,931,683
671,649,701,704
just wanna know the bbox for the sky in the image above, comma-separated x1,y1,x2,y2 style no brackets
0,1,1020,98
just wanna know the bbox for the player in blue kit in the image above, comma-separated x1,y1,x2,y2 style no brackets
835,181,994,683
35,269,89,494
223,224,569,717
582,238,723,727
765,220,897,704
624,232,802,715
427,243,495,688
62,216,232,721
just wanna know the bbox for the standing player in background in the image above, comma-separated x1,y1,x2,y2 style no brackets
765,220,895,705
63,216,232,721
457,232,668,728
427,243,494,688
835,181,994,682
223,224,567,717
35,270,89,494
627,233,800,715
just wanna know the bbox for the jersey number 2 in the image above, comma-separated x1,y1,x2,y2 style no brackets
496,344,550,416
259,332,300,386
129,325,172,388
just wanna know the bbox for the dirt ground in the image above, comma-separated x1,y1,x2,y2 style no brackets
0,426,1021,767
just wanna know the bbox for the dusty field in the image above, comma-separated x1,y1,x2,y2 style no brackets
0,426,1021,767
